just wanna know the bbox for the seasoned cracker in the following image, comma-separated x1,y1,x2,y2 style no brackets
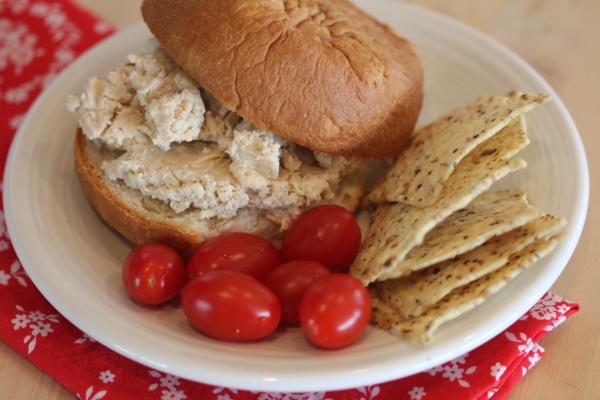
351,120,529,284
372,237,560,344
368,93,547,205
379,189,541,280
374,215,566,319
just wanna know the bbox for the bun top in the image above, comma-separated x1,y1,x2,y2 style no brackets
142,0,423,158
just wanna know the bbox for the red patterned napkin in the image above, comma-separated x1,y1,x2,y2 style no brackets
0,1,579,399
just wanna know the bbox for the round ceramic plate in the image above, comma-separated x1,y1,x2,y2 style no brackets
4,0,589,392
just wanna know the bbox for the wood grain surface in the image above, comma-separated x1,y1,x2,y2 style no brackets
1,0,597,399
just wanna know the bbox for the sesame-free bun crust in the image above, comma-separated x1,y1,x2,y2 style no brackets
142,0,423,158
75,130,364,255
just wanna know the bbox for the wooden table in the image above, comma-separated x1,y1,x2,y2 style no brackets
1,0,598,398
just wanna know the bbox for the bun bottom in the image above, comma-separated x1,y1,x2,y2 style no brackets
74,130,364,255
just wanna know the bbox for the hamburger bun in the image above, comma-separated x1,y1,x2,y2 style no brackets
142,0,423,158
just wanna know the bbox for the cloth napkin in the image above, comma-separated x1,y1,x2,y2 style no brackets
0,1,579,399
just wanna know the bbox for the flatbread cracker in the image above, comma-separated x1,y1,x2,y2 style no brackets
351,122,529,284
372,237,560,344
368,92,548,205
378,189,541,280
374,215,566,319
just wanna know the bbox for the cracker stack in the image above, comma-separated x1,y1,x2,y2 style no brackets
350,92,566,344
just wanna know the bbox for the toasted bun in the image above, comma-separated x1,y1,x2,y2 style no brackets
75,130,364,255
141,0,423,159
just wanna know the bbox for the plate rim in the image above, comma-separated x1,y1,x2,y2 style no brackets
3,1,589,392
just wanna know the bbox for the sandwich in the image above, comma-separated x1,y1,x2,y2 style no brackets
67,0,424,254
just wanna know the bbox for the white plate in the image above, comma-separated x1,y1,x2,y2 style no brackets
4,0,589,392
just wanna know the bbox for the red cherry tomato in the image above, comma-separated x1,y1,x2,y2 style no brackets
122,243,186,305
265,261,331,325
281,205,361,272
181,270,281,341
299,274,371,349
187,233,280,281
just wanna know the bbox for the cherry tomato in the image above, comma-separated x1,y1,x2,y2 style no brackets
265,261,331,324
281,205,361,272
187,233,280,281
122,243,186,305
299,274,371,349
181,270,281,341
